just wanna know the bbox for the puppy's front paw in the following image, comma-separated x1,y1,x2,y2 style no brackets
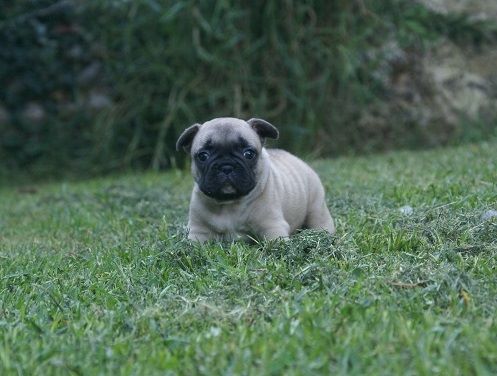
188,230,213,243
258,222,290,241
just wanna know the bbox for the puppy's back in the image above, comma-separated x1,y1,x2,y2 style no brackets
266,149,323,190
266,148,326,231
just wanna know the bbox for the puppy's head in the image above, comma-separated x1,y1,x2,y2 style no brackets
176,117,278,201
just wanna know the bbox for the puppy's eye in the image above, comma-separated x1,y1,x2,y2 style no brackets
243,149,256,159
197,151,209,162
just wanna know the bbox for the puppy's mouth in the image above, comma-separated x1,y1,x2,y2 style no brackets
200,182,247,202
199,177,255,202
220,183,236,194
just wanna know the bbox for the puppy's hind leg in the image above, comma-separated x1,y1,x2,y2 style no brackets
305,200,335,234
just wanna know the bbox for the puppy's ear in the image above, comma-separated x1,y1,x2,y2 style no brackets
247,118,279,141
176,123,200,152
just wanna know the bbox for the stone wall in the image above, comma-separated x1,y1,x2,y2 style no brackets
357,0,497,147
418,0,497,130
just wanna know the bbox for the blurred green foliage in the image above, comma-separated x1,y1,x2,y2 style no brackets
1,0,496,176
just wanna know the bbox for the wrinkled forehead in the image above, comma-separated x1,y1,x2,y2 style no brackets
192,119,261,151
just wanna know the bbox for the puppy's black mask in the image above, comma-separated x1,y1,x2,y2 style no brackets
195,137,258,201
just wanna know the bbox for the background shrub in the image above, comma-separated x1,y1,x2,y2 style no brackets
1,0,496,176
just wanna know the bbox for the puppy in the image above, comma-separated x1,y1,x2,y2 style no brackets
176,117,335,242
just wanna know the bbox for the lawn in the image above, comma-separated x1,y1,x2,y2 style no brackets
1,141,496,375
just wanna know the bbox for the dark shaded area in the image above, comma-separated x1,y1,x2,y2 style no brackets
1,0,496,179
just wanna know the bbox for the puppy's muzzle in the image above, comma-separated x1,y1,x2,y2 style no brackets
219,164,234,175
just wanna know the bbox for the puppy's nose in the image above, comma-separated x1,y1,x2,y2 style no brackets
220,164,234,175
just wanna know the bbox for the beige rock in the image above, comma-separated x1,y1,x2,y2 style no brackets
424,40,497,122
87,91,112,110
418,0,497,21
21,103,45,124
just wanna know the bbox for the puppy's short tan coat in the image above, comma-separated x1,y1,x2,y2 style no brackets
177,117,335,241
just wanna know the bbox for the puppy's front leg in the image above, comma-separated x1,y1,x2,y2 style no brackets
256,220,290,241
188,231,213,242
187,222,215,242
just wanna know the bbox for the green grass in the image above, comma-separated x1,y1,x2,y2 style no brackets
1,142,496,375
